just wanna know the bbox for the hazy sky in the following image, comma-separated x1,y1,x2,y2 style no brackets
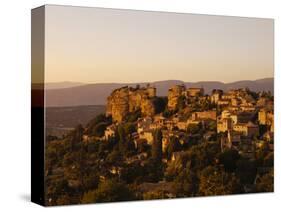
45,5,274,83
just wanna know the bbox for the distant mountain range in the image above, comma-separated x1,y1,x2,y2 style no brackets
44,78,273,107
45,81,85,90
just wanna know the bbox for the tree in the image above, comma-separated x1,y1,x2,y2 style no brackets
152,97,167,114
143,191,165,200
199,166,242,196
173,167,199,197
46,178,71,205
85,113,111,135
118,125,126,153
163,108,174,118
248,90,259,100
69,124,84,150
200,98,212,111
92,122,107,137
256,144,270,166
55,194,74,206
144,158,164,183
236,158,257,184
126,110,141,122
263,152,274,167
256,169,273,192
219,149,240,172
117,125,135,156
188,142,220,171
82,173,99,192
46,135,58,142
106,148,123,165
165,157,184,181
137,139,150,153
166,136,181,160
186,123,201,134
81,179,134,203
123,122,136,136
177,95,186,111
207,120,217,132
152,129,163,163
120,162,145,184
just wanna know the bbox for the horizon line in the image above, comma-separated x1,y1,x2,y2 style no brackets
42,77,274,85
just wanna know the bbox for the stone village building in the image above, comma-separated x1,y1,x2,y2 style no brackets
102,85,273,162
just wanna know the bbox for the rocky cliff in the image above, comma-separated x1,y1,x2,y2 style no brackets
106,86,156,122
167,85,185,110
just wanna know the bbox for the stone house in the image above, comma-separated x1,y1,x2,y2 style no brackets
186,87,204,97
176,121,188,130
233,122,259,137
211,89,223,104
167,85,186,110
258,109,274,126
137,117,153,134
217,99,230,107
191,110,217,121
227,130,241,148
104,124,117,140
240,105,256,112
217,118,232,133
139,130,154,145
263,131,274,142
231,98,241,106
230,111,255,125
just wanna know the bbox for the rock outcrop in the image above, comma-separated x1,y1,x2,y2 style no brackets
168,85,205,110
106,86,156,122
167,85,185,110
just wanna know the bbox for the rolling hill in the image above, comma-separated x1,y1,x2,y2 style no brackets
45,78,273,107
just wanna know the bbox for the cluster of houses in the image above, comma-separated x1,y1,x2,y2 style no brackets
103,85,274,160
215,88,274,158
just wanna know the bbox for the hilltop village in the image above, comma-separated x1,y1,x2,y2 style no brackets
104,85,273,158
45,84,274,205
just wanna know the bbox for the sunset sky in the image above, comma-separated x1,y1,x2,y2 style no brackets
44,5,274,84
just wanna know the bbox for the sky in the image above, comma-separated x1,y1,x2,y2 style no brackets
44,5,274,84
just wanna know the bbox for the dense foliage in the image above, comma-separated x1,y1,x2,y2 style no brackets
46,121,272,205
45,89,273,205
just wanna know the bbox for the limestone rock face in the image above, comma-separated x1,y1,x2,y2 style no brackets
106,87,129,123
141,99,155,117
168,85,185,110
106,86,156,122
